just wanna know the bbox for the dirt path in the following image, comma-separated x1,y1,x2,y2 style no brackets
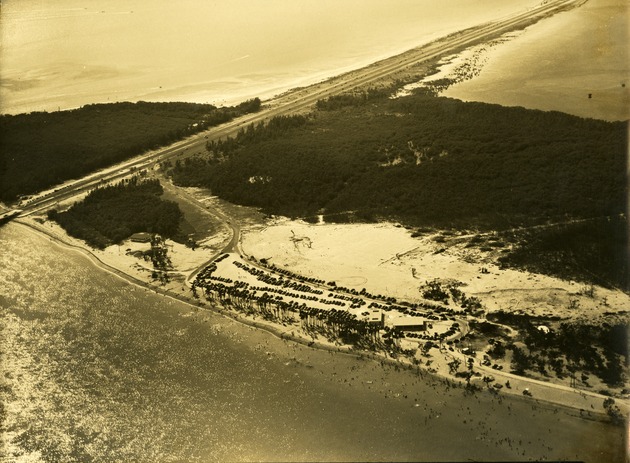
155,177,243,284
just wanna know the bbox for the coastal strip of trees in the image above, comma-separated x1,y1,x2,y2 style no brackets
193,257,483,354
192,260,388,350
486,311,627,389
0,98,261,202
196,254,628,398
48,177,182,249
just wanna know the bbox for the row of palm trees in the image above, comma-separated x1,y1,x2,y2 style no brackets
192,265,398,349
192,259,460,354
194,269,342,308
299,306,384,348
201,280,387,348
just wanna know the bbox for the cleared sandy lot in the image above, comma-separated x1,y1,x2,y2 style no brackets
241,218,629,320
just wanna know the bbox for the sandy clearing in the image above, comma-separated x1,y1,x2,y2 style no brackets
20,217,229,287
241,218,630,320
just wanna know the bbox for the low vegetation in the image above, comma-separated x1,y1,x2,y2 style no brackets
497,216,627,289
0,98,261,202
48,177,182,249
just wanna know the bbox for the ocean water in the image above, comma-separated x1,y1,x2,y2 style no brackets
442,0,629,121
0,222,624,462
0,0,540,114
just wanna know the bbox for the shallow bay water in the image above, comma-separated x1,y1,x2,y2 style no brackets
443,0,629,121
0,223,624,462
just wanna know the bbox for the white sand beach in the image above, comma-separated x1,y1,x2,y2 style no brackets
241,218,629,320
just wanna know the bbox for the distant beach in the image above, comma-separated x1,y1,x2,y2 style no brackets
441,0,629,121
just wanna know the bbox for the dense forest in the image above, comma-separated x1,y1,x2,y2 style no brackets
170,92,626,227
497,216,627,289
48,177,182,249
168,91,627,288
0,98,261,202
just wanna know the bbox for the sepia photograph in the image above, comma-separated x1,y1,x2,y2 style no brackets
1,0,628,461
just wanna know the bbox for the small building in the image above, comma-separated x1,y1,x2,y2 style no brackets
391,316,428,332
365,310,384,327
129,232,152,243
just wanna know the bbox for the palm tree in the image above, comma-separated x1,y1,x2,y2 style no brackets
448,358,461,375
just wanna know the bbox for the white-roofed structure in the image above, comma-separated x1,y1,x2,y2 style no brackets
391,316,427,331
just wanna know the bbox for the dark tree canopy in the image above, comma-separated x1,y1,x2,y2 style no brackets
168,92,628,288
171,93,627,228
0,99,261,202
49,177,182,249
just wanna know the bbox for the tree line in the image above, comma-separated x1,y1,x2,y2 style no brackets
192,261,387,349
0,98,262,202
497,216,628,289
206,114,309,159
487,311,627,388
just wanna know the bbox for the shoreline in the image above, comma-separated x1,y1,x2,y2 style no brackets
6,220,626,461
13,217,627,423
2,1,597,119
5,0,627,426
440,0,629,122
